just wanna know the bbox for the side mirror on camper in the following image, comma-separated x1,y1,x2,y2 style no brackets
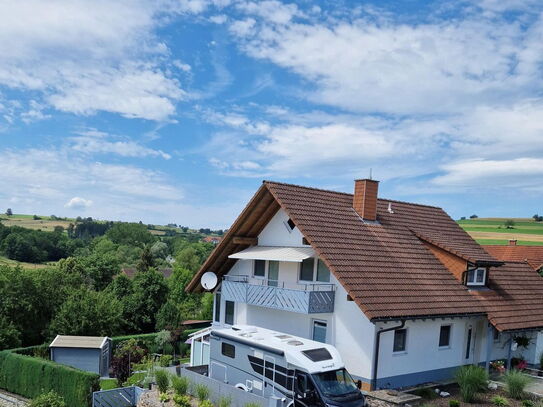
356,380,362,390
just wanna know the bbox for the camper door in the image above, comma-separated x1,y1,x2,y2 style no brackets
294,371,318,407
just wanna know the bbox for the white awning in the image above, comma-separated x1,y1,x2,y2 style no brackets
228,246,315,262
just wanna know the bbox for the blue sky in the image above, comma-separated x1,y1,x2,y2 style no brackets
1,0,542,228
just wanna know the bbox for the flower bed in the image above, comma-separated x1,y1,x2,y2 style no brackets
411,384,538,407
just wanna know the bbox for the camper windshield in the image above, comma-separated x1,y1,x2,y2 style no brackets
312,368,359,398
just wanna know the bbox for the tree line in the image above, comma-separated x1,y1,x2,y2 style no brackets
0,221,214,350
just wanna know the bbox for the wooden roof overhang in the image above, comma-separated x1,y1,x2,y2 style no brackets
186,183,280,293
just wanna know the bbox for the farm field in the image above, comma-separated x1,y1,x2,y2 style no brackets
0,214,74,232
458,218,543,246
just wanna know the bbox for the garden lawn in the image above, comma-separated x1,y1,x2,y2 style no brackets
100,379,118,390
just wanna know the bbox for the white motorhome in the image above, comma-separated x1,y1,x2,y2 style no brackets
206,325,366,407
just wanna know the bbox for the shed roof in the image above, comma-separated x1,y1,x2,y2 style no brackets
49,335,109,349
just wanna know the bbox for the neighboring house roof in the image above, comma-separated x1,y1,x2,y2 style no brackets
50,335,108,349
122,268,173,279
484,245,543,271
186,181,542,331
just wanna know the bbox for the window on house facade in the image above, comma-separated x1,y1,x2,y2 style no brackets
393,329,407,353
316,259,331,282
214,292,221,323
254,259,266,277
300,258,315,281
221,342,235,358
439,325,451,348
466,268,486,286
225,301,235,325
312,320,327,343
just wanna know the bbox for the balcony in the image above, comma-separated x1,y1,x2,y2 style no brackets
221,275,335,314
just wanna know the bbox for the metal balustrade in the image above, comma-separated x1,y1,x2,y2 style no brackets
221,275,335,314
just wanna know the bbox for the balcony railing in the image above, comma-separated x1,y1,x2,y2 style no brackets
221,275,335,314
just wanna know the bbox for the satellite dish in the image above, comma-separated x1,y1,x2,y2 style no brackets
200,272,218,291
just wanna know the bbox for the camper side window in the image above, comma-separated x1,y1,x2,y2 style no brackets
221,343,235,359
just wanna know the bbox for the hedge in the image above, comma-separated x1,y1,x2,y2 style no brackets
0,351,99,407
111,329,200,355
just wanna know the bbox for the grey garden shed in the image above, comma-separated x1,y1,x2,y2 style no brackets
49,335,111,377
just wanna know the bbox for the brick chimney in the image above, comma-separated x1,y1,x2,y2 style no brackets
353,179,379,221
509,239,517,246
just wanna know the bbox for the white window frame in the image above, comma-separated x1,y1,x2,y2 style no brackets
298,258,331,283
438,324,452,349
466,267,486,286
311,319,328,343
393,328,408,354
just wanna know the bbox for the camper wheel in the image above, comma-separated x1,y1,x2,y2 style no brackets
235,384,249,392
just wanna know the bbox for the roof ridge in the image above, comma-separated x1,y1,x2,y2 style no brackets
263,180,443,209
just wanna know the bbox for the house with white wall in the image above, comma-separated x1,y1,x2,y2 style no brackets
187,180,543,390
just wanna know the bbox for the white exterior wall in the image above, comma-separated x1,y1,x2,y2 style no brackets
377,317,483,380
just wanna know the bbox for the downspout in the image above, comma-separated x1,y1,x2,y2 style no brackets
371,320,405,390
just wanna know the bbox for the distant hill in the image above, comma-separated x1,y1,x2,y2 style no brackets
458,218,543,246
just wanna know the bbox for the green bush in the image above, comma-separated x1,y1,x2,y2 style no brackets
492,395,509,406
199,400,213,407
0,350,99,407
173,394,192,407
159,354,173,367
449,400,460,407
504,370,531,400
218,396,232,407
30,391,66,407
99,378,118,390
521,400,535,407
172,375,190,395
124,372,146,387
155,369,170,394
195,383,210,402
455,365,488,403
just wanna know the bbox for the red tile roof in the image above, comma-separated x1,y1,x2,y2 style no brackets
472,261,543,331
484,245,543,271
187,181,543,331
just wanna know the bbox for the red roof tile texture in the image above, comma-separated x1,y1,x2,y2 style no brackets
472,261,543,331
265,181,488,320
484,245,543,271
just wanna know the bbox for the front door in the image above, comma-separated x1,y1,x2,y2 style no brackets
268,261,279,287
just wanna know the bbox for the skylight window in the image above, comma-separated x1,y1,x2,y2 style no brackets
302,348,332,362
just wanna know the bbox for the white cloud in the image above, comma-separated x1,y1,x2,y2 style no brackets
65,197,93,209
230,5,543,115
70,130,172,159
0,0,186,121
432,158,543,189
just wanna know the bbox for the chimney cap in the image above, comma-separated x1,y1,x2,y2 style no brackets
354,178,379,183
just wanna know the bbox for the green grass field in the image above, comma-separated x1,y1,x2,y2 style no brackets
458,218,543,245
